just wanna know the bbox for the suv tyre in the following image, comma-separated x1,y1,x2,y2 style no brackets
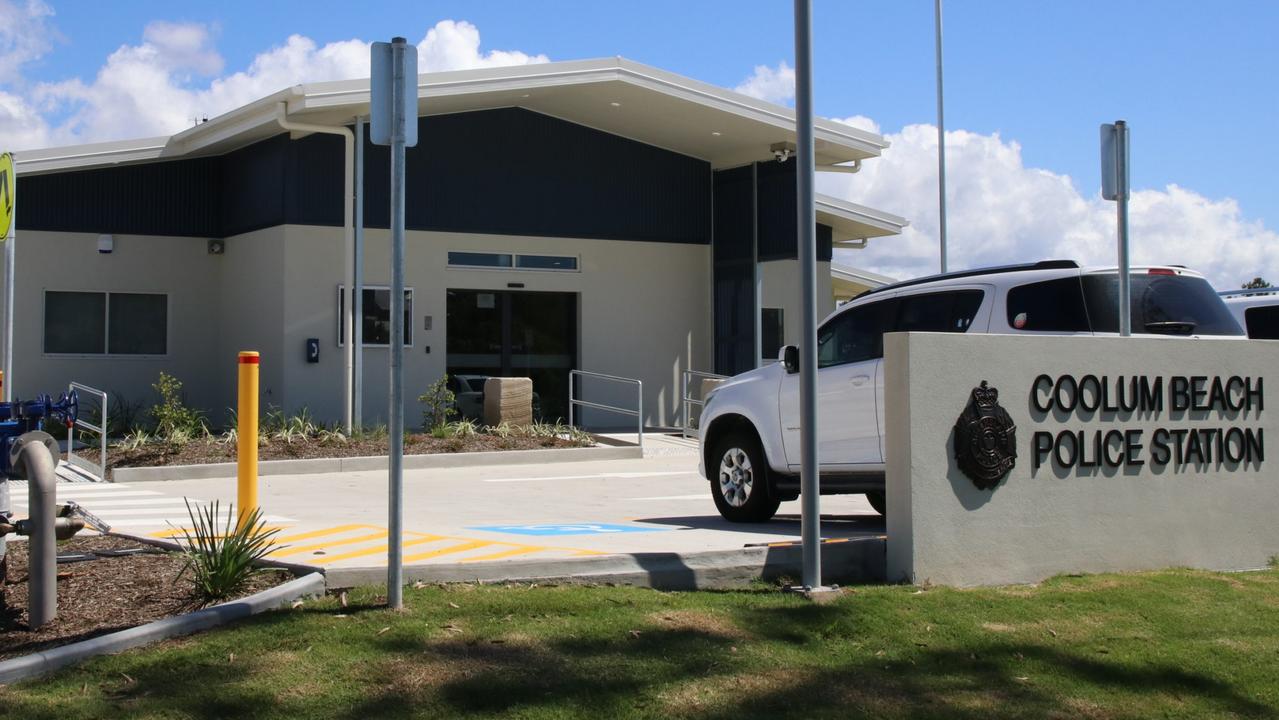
710,432,781,522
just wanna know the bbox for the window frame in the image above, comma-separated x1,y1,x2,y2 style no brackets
336,285,415,348
41,289,170,358
447,250,580,273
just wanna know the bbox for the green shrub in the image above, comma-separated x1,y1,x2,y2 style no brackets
149,373,207,443
431,418,478,439
174,499,282,604
418,376,457,431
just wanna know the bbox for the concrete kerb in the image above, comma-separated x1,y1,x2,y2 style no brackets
323,536,887,591
112,444,643,483
0,571,326,686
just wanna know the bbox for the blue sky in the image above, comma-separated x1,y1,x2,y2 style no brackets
5,0,1277,284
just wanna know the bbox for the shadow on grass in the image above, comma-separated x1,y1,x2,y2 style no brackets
4,594,1275,719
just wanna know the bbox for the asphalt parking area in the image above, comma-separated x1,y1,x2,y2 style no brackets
73,437,885,572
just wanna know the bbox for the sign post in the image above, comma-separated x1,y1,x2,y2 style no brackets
1101,121,1131,336
1,152,14,402
793,0,830,593
371,37,418,610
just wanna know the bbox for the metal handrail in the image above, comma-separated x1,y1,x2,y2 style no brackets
67,382,108,481
568,369,643,451
681,370,728,439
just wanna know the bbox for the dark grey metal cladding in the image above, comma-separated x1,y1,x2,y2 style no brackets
356,107,711,243
19,107,713,245
713,165,755,376
755,158,832,262
18,157,222,237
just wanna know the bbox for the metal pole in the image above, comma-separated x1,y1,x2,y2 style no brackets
1115,120,1131,337
354,116,365,428
935,0,948,274
16,434,58,629
237,351,260,530
3,161,15,403
794,0,823,591
387,37,408,610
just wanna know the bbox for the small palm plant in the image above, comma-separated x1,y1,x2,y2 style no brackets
175,499,283,604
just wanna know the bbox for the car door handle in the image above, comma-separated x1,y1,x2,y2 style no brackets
850,375,870,386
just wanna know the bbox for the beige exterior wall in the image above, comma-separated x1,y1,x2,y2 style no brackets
6,231,225,419
759,259,834,357
279,226,713,428
1,226,714,431
885,332,1279,587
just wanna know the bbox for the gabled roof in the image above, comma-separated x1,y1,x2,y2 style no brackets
17,57,889,175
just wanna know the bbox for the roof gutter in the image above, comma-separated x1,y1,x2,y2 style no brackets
275,102,356,433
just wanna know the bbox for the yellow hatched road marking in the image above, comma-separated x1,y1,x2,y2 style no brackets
268,530,389,558
311,534,447,565
273,524,381,544
403,540,493,563
458,546,546,563
149,524,292,539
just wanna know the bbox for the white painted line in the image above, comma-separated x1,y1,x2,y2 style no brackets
631,494,708,501
69,507,214,516
42,484,140,492
15,498,196,508
106,515,295,527
484,471,692,483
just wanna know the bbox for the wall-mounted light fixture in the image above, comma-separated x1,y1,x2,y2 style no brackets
207,239,226,255
97,234,113,254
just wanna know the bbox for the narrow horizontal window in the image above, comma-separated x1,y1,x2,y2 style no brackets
448,252,513,268
515,254,578,271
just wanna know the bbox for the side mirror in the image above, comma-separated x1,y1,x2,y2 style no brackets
781,345,799,374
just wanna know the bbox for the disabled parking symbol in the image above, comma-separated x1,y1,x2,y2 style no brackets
471,523,667,536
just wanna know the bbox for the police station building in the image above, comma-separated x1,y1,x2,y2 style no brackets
7,58,905,428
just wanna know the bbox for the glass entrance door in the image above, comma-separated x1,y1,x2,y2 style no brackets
446,290,577,422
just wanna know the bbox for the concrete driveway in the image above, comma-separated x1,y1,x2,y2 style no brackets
41,436,885,581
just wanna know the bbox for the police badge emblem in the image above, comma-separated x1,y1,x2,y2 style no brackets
953,381,1017,490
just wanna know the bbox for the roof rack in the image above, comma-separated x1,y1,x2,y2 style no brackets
1219,287,1278,298
856,260,1079,298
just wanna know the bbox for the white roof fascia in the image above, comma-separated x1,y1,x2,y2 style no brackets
15,137,170,175
292,58,889,159
831,262,896,287
815,193,909,236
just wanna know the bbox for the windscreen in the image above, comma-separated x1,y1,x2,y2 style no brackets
1082,273,1244,336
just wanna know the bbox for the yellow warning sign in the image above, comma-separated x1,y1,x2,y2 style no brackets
0,152,12,241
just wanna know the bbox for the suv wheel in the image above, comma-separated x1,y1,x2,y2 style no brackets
710,433,781,522
866,491,886,516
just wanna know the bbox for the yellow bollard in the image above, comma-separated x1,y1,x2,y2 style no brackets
237,351,260,530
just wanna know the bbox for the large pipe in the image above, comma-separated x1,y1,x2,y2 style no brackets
276,103,355,432
11,431,60,629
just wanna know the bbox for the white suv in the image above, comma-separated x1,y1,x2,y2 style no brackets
1219,288,1279,339
698,260,1245,522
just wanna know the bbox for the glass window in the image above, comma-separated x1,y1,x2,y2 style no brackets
817,299,897,368
761,308,784,359
1006,277,1090,332
45,291,106,354
108,293,167,354
896,290,984,333
448,252,513,268
1244,305,1279,339
515,255,578,271
338,287,413,346
1083,274,1244,336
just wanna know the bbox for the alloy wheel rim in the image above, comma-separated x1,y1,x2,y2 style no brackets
718,447,753,507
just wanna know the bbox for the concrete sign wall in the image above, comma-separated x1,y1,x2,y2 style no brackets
884,332,1277,587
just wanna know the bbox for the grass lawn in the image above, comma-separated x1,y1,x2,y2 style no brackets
3,568,1279,719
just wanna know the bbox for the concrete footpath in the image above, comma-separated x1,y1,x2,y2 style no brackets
55,436,888,588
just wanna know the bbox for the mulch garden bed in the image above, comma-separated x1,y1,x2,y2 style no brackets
1,534,289,661
83,433,592,479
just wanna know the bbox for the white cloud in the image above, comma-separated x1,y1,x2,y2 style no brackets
823,118,1279,290
2,18,548,148
735,61,795,104
0,0,56,84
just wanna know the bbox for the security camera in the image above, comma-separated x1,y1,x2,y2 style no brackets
770,141,796,163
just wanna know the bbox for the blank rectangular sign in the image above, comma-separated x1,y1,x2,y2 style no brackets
370,40,419,147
